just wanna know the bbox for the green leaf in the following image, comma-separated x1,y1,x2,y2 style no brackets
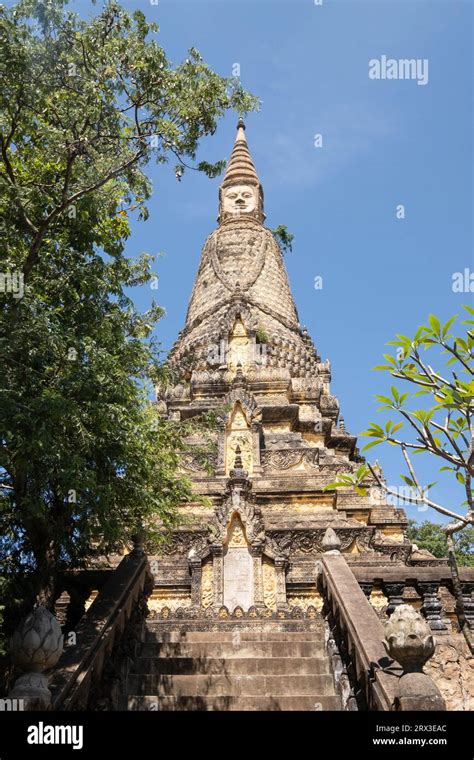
428,313,441,335
442,315,457,337
361,439,383,452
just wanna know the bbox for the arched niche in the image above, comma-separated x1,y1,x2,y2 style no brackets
225,401,254,474
223,513,254,611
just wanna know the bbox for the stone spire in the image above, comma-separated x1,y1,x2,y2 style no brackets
222,118,260,188
168,119,321,381
218,118,264,224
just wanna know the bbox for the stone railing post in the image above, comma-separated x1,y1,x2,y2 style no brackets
416,581,448,632
384,604,446,710
131,529,145,556
8,606,64,710
460,581,474,629
382,581,405,616
359,581,374,599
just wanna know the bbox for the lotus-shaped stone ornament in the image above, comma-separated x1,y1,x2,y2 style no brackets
383,604,435,673
9,605,63,673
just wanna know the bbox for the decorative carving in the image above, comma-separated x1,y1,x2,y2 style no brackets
371,537,412,564
320,393,339,418
225,401,255,474
275,558,288,609
226,431,253,474
200,560,214,609
181,451,217,474
288,592,323,612
222,389,261,425
266,528,374,557
262,449,320,472
207,223,268,292
150,604,322,621
159,531,209,559
290,605,304,618
148,591,192,614
262,557,277,610
211,477,265,549
217,301,258,336
227,513,248,547
212,545,224,607
189,554,202,607
369,586,388,613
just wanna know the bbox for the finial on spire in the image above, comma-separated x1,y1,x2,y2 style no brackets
218,118,265,225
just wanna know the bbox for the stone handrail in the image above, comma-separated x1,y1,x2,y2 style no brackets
351,564,474,633
49,547,153,711
351,566,474,584
319,553,402,711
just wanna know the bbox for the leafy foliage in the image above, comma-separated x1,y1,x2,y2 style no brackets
271,225,294,254
326,308,473,530
0,0,258,621
324,310,474,648
255,326,269,343
407,520,474,566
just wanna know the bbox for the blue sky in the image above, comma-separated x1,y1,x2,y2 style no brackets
27,1,474,523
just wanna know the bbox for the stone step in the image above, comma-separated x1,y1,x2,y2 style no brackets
144,630,320,643
128,694,342,711
139,641,325,659
127,673,335,697
132,656,331,676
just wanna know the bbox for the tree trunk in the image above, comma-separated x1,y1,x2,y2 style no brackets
33,539,58,611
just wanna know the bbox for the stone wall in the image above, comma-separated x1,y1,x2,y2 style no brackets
425,634,474,710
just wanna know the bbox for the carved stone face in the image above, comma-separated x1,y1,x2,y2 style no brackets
222,184,257,216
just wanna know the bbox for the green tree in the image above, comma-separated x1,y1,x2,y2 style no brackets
0,0,258,622
407,520,474,567
326,308,474,650
271,224,294,254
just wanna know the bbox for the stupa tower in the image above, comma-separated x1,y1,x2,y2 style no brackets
153,120,409,615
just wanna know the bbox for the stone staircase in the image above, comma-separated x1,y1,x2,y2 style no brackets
126,617,342,711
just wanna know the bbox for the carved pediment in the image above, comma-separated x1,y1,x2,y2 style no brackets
222,388,261,425
262,448,320,472
266,527,376,558
210,480,265,547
